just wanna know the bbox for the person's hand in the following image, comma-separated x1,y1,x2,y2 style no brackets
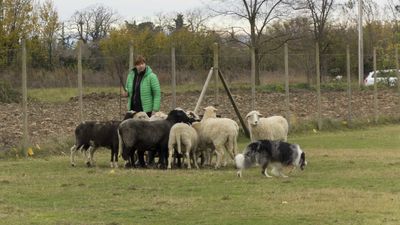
122,91,128,97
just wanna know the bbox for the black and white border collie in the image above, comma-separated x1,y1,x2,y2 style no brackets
235,140,307,178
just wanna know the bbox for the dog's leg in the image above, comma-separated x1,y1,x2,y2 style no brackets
274,164,288,178
262,163,272,178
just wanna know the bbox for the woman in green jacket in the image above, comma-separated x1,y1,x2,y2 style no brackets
122,55,161,117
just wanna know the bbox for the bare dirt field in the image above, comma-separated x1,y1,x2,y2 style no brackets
1,88,399,151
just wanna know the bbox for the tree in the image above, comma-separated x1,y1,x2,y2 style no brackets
297,0,335,82
0,0,35,65
185,9,210,33
71,4,118,43
212,0,293,85
38,0,60,69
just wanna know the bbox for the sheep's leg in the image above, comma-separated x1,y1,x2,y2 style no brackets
113,144,119,168
167,146,174,169
70,145,78,167
110,150,114,168
192,151,199,169
185,143,192,169
186,151,191,169
237,169,243,178
262,163,272,178
88,146,97,167
83,147,91,167
137,151,146,168
214,145,224,169
159,148,168,169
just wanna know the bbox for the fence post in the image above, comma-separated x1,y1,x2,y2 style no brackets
251,47,256,110
194,68,214,114
396,46,399,93
171,47,176,109
77,40,83,122
316,42,322,130
129,42,134,70
213,43,219,105
346,45,352,126
373,47,378,123
21,39,29,151
284,43,290,127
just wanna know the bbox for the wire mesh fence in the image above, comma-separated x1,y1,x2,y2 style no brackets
1,41,400,152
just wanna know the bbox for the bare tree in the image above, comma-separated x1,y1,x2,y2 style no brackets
71,4,118,43
211,0,294,85
385,0,400,41
185,8,210,32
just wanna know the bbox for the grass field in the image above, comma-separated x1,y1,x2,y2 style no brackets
1,125,400,224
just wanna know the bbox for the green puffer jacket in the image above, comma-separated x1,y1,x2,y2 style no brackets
125,66,161,112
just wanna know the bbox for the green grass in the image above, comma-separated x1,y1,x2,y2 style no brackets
1,125,400,224
27,87,121,103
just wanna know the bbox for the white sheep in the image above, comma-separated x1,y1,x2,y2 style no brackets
194,106,239,169
133,111,150,120
167,123,199,169
245,110,288,142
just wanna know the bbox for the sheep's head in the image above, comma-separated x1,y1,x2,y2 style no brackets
123,111,136,120
167,109,192,124
152,111,167,120
133,112,150,120
186,111,201,122
202,106,218,120
246,110,262,126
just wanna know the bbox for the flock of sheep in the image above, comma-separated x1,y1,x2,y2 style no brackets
70,106,306,177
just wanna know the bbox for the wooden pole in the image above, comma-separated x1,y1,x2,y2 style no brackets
171,47,176,109
346,45,352,125
358,0,364,87
21,39,28,151
213,43,219,105
284,43,290,127
77,40,83,122
396,46,399,93
129,43,134,70
218,70,250,138
251,47,256,110
373,47,378,123
194,67,214,114
316,42,322,130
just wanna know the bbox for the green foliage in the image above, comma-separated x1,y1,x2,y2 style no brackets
0,80,21,103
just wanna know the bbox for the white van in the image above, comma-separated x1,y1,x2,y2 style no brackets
364,69,399,86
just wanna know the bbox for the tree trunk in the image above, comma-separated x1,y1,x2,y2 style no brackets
255,48,261,85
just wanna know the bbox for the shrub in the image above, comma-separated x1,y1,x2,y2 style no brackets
0,80,21,103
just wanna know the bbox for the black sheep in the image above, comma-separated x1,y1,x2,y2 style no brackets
70,111,135,167
118,109,194,169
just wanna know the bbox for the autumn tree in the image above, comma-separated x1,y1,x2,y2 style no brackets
0,0,35,66
38,0,60,69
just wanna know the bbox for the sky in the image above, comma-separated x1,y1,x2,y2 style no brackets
50,0,213,21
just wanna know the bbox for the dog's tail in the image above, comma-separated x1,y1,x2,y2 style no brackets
234,153,245,169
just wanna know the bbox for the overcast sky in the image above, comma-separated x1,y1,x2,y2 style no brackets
50,0,213,21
